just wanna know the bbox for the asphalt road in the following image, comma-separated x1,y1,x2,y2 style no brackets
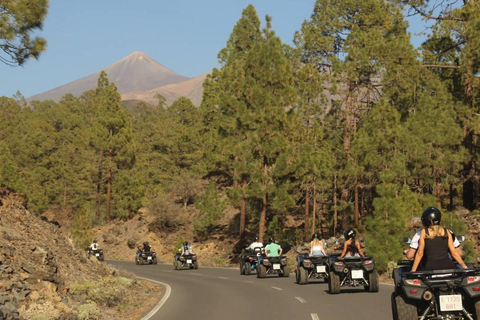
108,260,394,320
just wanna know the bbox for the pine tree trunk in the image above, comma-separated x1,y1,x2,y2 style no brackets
96,153,103,219
462,69,475,210
354,178,359,227
259,156,268,243
106,149,112,222
240,198,246,239
312,180,316,236
333,173,338,237
304,185,310,242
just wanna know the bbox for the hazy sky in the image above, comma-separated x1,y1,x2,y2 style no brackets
0,0,429,99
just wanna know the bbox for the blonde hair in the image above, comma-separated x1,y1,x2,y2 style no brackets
425,225,446,239
311,238,322,246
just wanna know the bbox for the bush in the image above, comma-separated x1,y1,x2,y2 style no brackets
77,301,100,320
194,182,225,238
70,276,133,308
144,191,183,232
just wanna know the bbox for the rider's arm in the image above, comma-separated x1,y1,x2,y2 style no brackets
339,240,348,258
309,241,313,256
411,230,425,272
448,232,467,269
356,241,365,257
279,246,283,256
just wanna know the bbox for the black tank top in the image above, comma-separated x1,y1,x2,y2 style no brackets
423,228,456,270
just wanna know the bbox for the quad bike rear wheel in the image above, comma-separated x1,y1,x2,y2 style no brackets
257,265,267,278
329,271,340,294
365,269,379,292
239,261,245,275
281,266,290,277
194,261,199,269
244,262,251,275
395,293,417,320
297,266,308,284
153,257,158,265
474,299,480,320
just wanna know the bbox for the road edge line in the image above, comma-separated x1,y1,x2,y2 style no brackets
138,277,172,320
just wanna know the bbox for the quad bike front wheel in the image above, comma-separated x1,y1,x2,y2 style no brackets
244,262,251,275
297,266,308,284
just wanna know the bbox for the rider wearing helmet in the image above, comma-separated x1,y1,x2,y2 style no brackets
309,232,326,257
181,241,192,256
265,237,282,257
89,239,99,252
411,207,467,271
143,241,151,253
246,236,264,254
339,229,364,258
405,207,463,259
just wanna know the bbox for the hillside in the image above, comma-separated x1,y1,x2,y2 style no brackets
0,187,161,320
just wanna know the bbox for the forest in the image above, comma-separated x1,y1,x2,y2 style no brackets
0,0,479,271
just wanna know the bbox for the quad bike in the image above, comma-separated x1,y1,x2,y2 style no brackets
136,250,157,265
256,255,290,278
392,268,480,320
329,255,379,294
240,247,262,275
174,253,198,270
86,248,104,261
295,253,330,284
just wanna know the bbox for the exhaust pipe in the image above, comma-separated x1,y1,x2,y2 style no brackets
423,290,433,301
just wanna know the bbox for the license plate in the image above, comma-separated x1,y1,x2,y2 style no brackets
147,256,152,260
440,295,463,311
316,265,326,273
273,263,281,270
95,253,99,257
351,269,363,279
187,259,192,264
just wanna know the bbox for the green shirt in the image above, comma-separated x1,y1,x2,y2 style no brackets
265,243,281,257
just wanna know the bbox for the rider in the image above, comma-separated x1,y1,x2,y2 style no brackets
309,233,326,257
246,236,263,255
181,241,193,256
265,237,282,257
339,229,365,258
143,241,151,253
404,207,463,260
89,239,99,252
411,207,467,271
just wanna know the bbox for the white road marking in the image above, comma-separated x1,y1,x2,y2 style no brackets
244,280,254,283
138,278,171,320
311,313,320,320
219,276,229,280
295,296,307,303
191,273,202,276
271,286,283,291
161,270,173,273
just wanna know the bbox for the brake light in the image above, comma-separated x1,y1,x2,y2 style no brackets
405,279,421,286
410,289,418,294
468,276,480,283
335,262,343,266
473,287,480,291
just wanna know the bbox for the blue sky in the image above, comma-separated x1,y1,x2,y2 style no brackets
0,0,429,99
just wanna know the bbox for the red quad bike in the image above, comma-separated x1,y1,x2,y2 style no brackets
392,268,480,320
328,255,379,294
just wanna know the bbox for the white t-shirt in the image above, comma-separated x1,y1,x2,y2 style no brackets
90,243,99,251
410,229,460,249
247,241,263,252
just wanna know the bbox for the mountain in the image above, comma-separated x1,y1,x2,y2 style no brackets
121,72,208,107
27,51,192,102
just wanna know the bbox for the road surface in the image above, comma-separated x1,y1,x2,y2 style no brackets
108,260,393,320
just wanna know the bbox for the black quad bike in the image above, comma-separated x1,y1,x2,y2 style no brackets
329,255,379,294
174,253,199,270
240,247,262,275
136,250,158,265
295,253,330,284
256,255,290,278
392,268,480,320
86,248,104,261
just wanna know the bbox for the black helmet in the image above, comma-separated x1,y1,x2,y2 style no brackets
421,206,441,227
183,241,189,246
143,241,149,246
93,239,97,242
311,232,319,241
253,236,259,242
268,237,275,243
344,229,356,240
